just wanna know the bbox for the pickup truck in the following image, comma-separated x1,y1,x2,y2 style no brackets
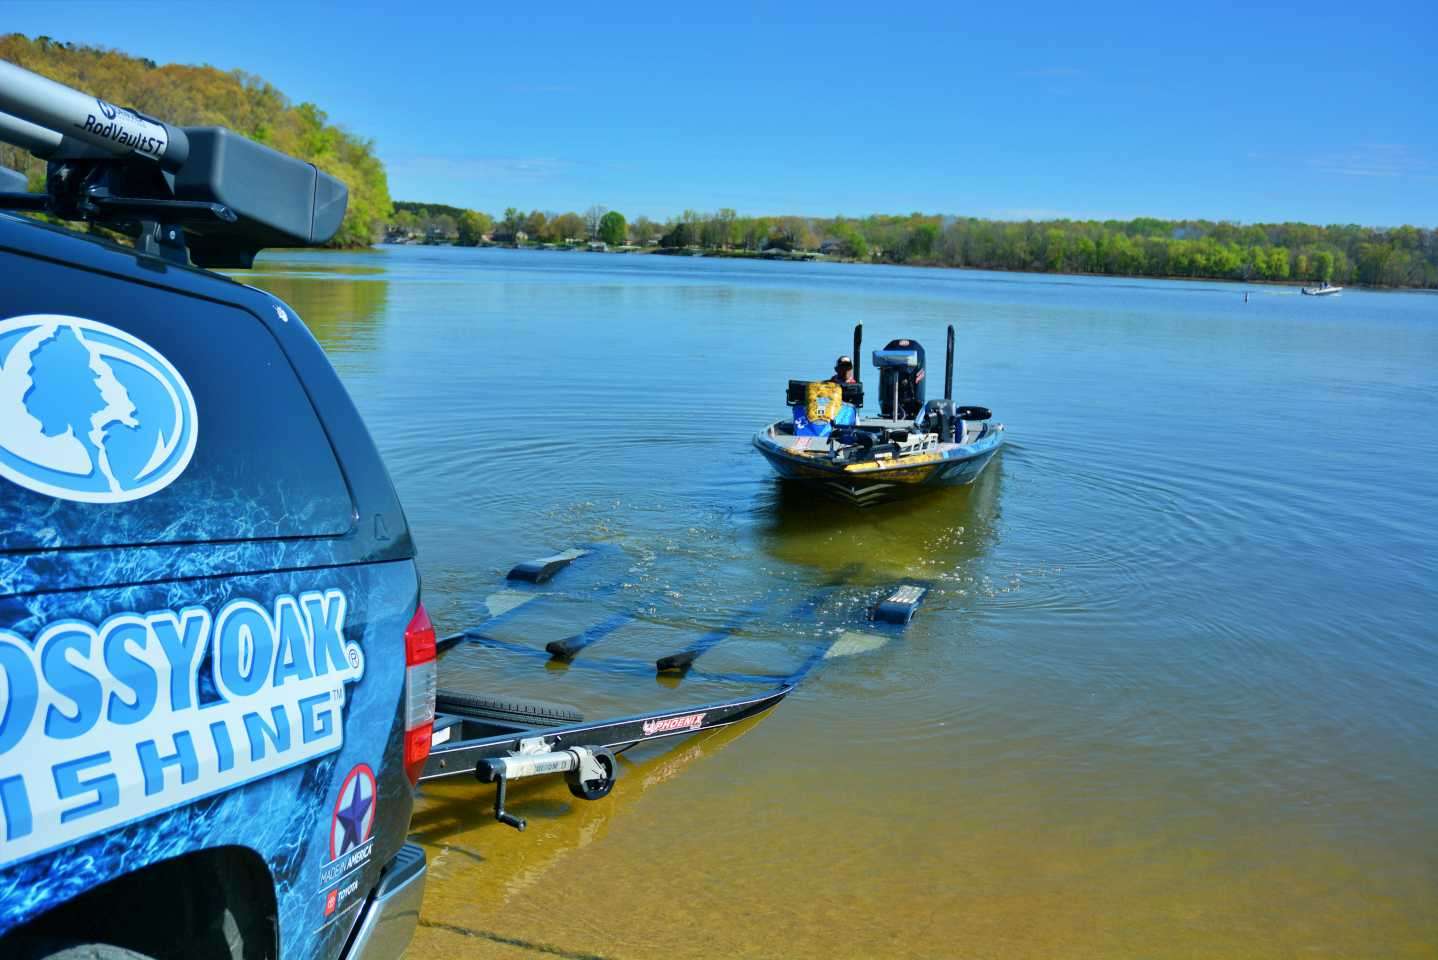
0,57,431,960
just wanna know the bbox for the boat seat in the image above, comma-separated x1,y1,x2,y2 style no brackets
794,381,856,438
799,402,851,439
793,401,857,437
788,378,863,409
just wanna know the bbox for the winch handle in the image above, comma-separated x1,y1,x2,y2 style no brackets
475,747,618,830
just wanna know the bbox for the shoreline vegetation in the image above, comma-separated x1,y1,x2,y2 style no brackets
387,202,1438,290
5,34,1436,290
0,34,390,247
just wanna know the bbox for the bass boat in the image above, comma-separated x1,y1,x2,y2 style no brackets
753,324,1004,505
1301,282,1343,296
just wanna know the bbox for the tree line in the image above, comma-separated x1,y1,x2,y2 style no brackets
386,203,1438,288
388,203,644,248
1,34,390,247
826,214,1438,288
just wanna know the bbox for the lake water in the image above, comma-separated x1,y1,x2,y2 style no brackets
249,247,1438,959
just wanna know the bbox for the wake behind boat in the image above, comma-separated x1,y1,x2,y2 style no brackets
754,323,1004,505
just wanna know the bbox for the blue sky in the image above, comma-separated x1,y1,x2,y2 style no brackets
6,1,1436,226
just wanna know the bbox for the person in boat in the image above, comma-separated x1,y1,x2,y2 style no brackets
829,355,856,384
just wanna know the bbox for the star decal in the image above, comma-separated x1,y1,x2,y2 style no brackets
334,777,373,854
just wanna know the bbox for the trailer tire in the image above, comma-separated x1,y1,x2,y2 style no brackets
435,690,583,727
7,941,156,960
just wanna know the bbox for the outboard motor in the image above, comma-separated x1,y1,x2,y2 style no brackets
872,339,926,420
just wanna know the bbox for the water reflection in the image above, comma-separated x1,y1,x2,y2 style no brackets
752,456,1005,584
244,266,389,357
408,715,766,945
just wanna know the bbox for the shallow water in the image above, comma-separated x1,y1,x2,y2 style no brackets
250,247,1438,958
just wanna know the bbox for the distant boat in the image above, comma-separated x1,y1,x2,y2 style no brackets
1301,282,1343,296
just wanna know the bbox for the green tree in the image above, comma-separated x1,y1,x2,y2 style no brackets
908,222,940,261
1043,228,1066,271
709,208,738,248
498,207,524,240
660,222,693,248
391,209,419,238
630,216,661,244
830,223,868,259
598,210,627,245
0,34,392,247
522,210,548,242
741,217,773,251
456,210,492,246
428,213,457,242
549,212,584,243
1267,247,1290,280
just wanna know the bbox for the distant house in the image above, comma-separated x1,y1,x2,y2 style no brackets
819,238,844,256
587,241,608,252
490,230,528,245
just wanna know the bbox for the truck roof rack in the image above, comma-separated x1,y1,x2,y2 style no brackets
0,59,347,268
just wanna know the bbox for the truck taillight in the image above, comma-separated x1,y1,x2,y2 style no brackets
403,603,437,785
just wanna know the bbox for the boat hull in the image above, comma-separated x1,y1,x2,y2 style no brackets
753,426,1003,506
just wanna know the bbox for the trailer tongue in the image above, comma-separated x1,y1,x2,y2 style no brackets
421,679,789,830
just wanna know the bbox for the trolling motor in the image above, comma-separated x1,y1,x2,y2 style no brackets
0,59,346,267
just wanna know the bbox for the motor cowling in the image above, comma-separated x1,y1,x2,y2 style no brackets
872,339,926,419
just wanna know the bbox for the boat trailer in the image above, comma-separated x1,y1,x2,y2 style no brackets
421,684,789,830
426,546,930,830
